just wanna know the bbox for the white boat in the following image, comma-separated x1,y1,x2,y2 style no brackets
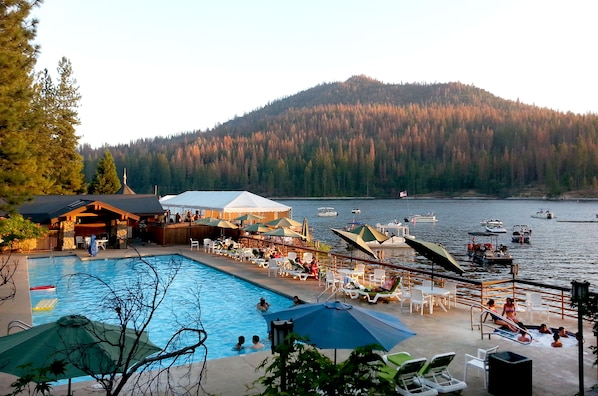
531,209,555,219
351,209,361,214
511,225,532,243
405,212,438,223
486,219,507,234
317,207,338,217
373,221,411,248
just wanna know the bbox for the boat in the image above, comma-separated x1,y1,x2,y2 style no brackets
511,225,532,243
404,212,438,223
484,219,507,233
467,231,513,265
531,209,555,219
30,285,56,292
372,221,411,248
351,209,361,214
317,207,338,217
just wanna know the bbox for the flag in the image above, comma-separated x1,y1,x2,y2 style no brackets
400,190,407,198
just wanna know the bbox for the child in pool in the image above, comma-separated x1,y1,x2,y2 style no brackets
551,333,563,347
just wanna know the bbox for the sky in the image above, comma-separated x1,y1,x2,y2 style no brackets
33,0,598,148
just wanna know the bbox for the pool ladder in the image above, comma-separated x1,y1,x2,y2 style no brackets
470,303,533,345
7,319,31,334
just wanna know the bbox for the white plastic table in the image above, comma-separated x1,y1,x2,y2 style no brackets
96,239,109,250
415,286,450,313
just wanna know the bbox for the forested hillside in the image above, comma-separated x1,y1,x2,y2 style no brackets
80,76,598,198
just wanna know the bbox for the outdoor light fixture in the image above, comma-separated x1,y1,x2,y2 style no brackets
270,319,294,354
270,319,294,392
571,280,590,396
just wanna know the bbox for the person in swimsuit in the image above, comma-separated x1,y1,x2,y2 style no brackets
501,297,520,325
551,333,563,347
539,323,552,334
485,299,518,331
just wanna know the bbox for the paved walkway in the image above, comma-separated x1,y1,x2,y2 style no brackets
1,244,596,395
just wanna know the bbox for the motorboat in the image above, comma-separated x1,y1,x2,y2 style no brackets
372,221,411,248
511,225,532,243
531,209,555,219
467,231,513,265
317,207,338,217
405,212,438,223
351,208,361,214
484,219,507,233
30,285,56,292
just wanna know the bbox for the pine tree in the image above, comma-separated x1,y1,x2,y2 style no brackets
0,0,43,212
33,57,85,194
89,150,121,194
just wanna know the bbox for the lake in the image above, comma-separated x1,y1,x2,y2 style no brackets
278,198,598,288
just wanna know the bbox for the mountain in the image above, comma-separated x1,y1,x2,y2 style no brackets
81,76,598,198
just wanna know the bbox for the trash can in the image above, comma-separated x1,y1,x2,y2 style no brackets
488,351,532,395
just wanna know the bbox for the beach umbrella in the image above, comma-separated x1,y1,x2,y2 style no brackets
243,222,270,233
264,227,305,239
0,315,161,396
263,300,415,363
331,228,378,260
208,219,239,229
348,224,389,244
301,217,310,242
265,217,302,228
195,216,218,225
404,235,464,287
233,213,264,223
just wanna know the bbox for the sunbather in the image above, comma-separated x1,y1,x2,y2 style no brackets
485,299,518,332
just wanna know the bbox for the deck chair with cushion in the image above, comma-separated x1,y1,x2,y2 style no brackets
380,355,438,396
357,276,401,304
418,352,467,394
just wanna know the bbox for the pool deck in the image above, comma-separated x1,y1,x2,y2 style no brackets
1,244,597,395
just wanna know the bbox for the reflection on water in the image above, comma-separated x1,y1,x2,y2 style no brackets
280,198,598,288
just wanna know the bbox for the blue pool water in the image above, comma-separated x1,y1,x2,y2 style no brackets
28,255,292,361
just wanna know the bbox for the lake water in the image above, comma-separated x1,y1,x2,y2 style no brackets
279,198,598,288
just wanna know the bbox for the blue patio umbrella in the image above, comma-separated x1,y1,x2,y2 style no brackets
88,234,98,257
263,301,415,362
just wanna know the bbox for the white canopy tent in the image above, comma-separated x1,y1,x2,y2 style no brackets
159,191,292,222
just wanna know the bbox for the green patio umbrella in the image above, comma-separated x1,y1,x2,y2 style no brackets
0,315,161,396
195,216,218,225
265,217,302,228
243,222,270,233
331,228,378,260
233,213,264,222
208,219,239,229
264,227,305,239
348,224,389,244
301,217,310,242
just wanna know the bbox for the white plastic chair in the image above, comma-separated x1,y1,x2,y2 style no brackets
287,252,297,261
464,345,499,389
203,238,212,253
399,281,411,310
353,263,366,281
527,292,550,323
369,268,386,286
410,288,432,315
444,281,458,309
75,236,85,249
422,279,433,289
190,238,200,250
324,271,340,291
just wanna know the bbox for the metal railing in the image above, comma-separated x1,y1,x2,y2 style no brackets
240,235,590,323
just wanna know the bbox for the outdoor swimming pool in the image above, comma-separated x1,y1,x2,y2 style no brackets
28,254,292,361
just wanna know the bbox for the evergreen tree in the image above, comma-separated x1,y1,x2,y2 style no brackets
0,0,43,212
89,150,121,194
33,57,85,194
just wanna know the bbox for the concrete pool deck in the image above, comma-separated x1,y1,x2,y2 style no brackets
1,244,596,395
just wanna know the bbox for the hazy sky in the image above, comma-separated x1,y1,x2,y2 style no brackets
33,0,597,148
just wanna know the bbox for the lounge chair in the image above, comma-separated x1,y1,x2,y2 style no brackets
357,277,401,304
380,355,438,396
417,352,467,394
